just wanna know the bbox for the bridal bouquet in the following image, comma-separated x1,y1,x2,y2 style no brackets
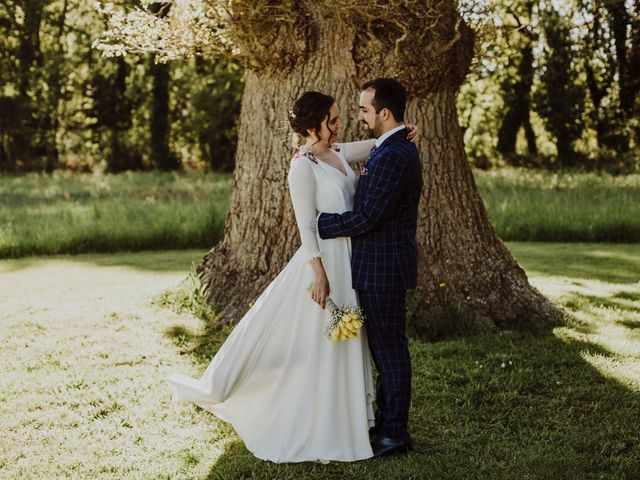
307,284,365,341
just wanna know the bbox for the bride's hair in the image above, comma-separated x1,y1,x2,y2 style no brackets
288,91,335,147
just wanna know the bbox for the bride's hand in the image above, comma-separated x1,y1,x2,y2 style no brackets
406,124,420,143
311,274,330,309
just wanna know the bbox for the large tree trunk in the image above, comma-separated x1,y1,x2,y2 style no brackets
409,90,558,337
198,5,562,337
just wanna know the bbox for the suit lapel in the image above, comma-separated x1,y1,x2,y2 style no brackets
355,128,408,208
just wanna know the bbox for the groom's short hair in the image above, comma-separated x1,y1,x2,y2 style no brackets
361,78,406,122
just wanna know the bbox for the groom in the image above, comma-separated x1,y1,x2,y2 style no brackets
317,78,423,457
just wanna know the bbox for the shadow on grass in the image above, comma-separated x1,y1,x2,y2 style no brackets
0,249,208,274
164,322,232,362
157,243,640,479
168,288,640,479
563,292,640,315
195,328,640,480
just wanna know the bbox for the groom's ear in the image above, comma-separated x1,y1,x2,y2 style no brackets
379,107,391,122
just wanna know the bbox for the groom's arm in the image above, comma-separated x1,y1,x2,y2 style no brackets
318,152,409,239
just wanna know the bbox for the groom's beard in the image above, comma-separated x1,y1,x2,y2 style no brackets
361,121,378,139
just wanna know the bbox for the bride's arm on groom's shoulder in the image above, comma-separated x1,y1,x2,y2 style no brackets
288,157,330,309
335,125,419,164
335,139,375,164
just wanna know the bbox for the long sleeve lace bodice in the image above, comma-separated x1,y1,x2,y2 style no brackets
288,156,323,261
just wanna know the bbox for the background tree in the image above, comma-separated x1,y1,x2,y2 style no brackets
2,0,638,173
150,59,179,170
147,1,179,170
458,0,640,171
97,0,562,337
169,56,244,171
496,0,538,162
91,57,143,172
0,0,242,171
534,6,586,167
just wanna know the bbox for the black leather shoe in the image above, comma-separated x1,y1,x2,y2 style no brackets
368,425,380,439
371,433,413,458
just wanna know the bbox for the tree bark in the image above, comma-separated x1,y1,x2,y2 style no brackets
409,90,558,336
198,5,562,337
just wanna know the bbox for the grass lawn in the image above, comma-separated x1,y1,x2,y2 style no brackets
0,171,231,258
1,169,640,259
474,169,640,242
3,242,636,479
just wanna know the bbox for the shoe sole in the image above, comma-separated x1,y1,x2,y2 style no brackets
373,444,413,458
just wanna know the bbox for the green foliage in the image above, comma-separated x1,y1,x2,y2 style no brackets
0,1,244,172
534,7,587,166
171,57,244,172
459,0,640,171
155,267,219,326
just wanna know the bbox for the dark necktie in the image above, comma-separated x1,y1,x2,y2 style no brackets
367,144,377,163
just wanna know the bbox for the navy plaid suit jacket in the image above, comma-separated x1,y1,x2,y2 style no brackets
317,128,423,291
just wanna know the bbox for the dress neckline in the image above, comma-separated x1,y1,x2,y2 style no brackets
316,150,348,177
295,147,348,177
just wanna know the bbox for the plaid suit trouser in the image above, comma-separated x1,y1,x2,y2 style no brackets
358,289,411,437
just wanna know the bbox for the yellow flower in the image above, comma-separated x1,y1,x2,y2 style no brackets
349,313,359,322
341,314,351,323
439,282,446,288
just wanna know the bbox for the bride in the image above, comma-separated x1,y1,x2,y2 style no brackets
168,91,416,463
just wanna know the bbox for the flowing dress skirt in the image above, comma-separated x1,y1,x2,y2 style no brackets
167,236,375,463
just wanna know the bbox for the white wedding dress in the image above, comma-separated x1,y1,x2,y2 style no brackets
168,139,378,463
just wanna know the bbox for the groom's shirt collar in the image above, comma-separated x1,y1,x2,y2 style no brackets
375,124,406,149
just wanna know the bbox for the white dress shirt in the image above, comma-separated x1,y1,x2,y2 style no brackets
374,124,406,149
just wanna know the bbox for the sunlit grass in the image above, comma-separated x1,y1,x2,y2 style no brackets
0,250,226,479
0,171,231,258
